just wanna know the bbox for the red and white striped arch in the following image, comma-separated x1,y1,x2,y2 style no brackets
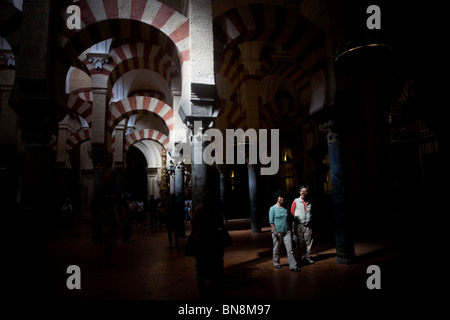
214,4,324,86
214,4,322,57
259,99,304,123
74,41,181,99
106,42,180,90
124,129,169,152
0,1,21,56
128,89,165,101
66,93,93,127
214,3,325,129
58,0,189,69
108,96,173,132
66,129,91,154
71,88,93,102
217,99,246,129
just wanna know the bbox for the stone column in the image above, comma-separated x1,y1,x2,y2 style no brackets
5,0,53,297
190,122,208,211
90,146,113,242
160,148,169,200
87,43,112,147
169,171,175,195
248,163,261,233
320,120,355,264
216,164,227,222
179,0,218,213
189,0,214,86
80,169,94,219
13,0,54,208
238,42,263,130
175,162,185,203
175,162,185,236
146,167,158,199
87,53,112,242
20,123,54,208
179,0,217,122
90,87,108,145
113,120,125,168
237,42,264,232
55,121,72,167
241,85,262,232
54,121,72,201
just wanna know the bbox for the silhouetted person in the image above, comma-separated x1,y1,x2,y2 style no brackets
190,189,225,295
148,195,157,228
121,198,134,242
60,198,74,236
155,198,162,227
165,194,183,248
136,198,145,227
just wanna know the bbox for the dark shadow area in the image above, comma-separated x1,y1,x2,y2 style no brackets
353,245,395,264
313,252,336,262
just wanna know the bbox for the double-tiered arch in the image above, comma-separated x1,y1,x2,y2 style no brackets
213,3,327,129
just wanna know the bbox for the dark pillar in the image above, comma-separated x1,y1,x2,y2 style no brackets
21,130,54,208
248,163,261,233
321,120,355,264
175,162,186,236
2,0,55,298
190,123,208,211
4,118,56,298
175,162,185,203
216,164,227,222
89,144,113,242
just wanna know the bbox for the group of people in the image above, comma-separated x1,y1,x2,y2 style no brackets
269,186,314,272
119,194,188,244
186,185,313,296
98,193,192,268
94,186,312,289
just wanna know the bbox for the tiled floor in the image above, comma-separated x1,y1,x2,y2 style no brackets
45,217,420,301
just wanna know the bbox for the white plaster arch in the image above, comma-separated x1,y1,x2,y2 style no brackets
80,141,94,170
112,69,173,106
132,140,163,168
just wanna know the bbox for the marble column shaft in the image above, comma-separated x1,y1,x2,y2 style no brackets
324,122,355,264
248,164,261,233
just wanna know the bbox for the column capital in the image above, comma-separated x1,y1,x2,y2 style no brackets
87,52,111,70
238,41,264,76
88,143,112,170
92,87,108,94
185,117,214,136
216,164,228,175
175,162,185,170
179,83,219,123
247,162,260,169
189,83,219,117
319,120,344,144
0,49,15,68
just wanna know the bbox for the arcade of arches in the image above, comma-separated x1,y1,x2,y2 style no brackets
0,0,445,300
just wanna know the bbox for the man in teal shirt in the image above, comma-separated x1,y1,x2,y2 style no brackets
269,191,300,272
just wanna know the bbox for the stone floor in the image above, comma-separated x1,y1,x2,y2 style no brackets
44,217,422,302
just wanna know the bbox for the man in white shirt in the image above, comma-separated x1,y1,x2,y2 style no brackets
290,186,314,265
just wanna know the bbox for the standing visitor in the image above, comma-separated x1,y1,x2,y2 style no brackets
269,191,300,272
290,186,314,265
